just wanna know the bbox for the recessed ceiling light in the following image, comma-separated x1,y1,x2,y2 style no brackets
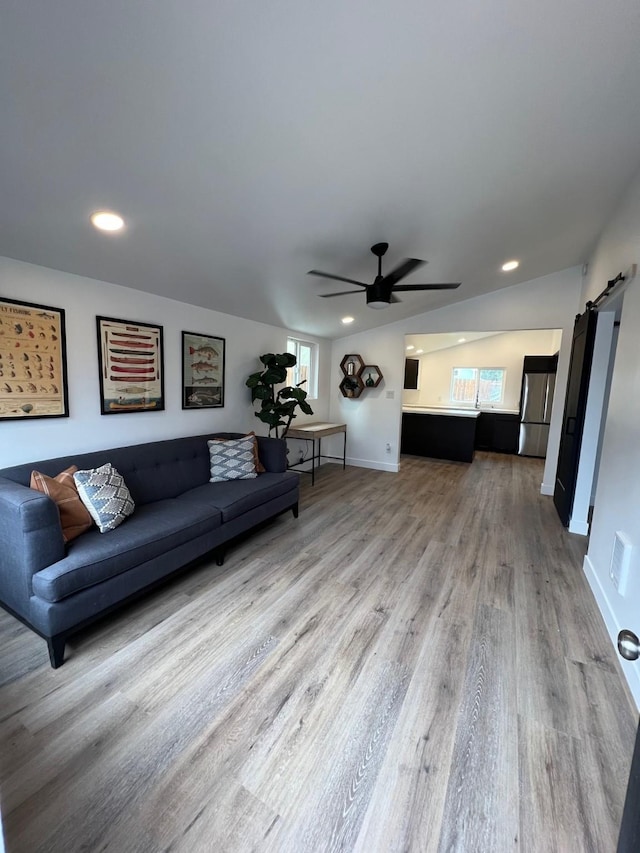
458,337,466,343
501,259,519,272
91,211,125,232
341,316,355,325
415,349,423,355
406,345,415,350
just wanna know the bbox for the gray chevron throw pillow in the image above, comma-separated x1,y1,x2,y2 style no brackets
74,463,135,533
208,437,258,482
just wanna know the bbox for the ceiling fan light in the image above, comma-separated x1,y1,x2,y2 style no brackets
366,278,391,309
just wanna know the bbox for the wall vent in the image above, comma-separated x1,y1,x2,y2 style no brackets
610,531,632,595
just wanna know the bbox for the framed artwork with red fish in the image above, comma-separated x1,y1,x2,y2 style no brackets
182,331,225,409
0,297,69,420
96,316,165,414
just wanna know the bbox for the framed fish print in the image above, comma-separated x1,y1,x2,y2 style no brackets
96,316,164,414
182,331,225,409
0,297,69,420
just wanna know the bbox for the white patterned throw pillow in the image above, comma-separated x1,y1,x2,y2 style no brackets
208,437,258,482
73,463,135,533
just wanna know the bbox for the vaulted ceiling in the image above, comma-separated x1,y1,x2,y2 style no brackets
2,1,640,339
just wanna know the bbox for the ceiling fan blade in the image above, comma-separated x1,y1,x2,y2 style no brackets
382,258,426,287
318,289,365,298
308,270,368,288
392,282,461,291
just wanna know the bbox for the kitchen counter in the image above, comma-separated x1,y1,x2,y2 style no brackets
402,406,481,418
402,405,520,416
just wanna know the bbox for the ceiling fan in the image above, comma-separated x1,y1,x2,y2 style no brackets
308,242,461,309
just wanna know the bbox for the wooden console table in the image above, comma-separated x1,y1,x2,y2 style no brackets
286,422,347,485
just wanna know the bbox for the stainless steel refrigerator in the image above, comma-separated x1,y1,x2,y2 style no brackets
518,367,556,457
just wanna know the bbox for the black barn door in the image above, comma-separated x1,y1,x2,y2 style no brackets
553,309,598,526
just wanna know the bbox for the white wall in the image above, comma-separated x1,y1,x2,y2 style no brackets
579,163,640,708
0,257,330,467
328,267,582,484
403,329,561,411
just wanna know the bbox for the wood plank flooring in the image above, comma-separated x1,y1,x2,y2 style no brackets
0,452,637,852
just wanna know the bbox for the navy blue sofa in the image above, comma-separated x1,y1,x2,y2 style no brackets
0,432,299,667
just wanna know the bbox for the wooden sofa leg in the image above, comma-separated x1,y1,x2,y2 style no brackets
292,503,299,519
47,635,66,668
215,549,226,567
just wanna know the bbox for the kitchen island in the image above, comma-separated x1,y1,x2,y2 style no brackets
401,406,481,462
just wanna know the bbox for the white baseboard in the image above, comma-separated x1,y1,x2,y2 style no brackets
540,482,554,496
569,518,589,536
347,457,399,473
290,456,400,474
584,555,640,710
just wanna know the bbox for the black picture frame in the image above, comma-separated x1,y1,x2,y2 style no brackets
182,331,225,409
0,296,69,420
96,316,165,414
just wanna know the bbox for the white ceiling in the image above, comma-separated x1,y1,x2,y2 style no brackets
2,1,640,340
405,332,500,355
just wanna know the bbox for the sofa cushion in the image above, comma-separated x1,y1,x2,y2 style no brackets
178,472,298,522
32,499,222,603
208,437,257,482
30,466,93,543
74,464,135,533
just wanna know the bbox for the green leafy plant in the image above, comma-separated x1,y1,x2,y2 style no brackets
246,352,314,438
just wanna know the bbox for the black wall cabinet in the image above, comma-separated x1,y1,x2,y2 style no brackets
404,358,419,390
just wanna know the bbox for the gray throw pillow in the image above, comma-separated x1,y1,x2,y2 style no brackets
208,437,258,482
73,463,135,533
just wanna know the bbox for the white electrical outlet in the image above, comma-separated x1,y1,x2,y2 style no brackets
385,390,394,399
385,442,391,453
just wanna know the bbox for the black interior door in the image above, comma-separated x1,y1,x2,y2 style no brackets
618,716,640,851
553,309,598,526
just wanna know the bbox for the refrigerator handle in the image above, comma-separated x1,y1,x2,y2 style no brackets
521,374,529,420
543,376,551,421
543,372,556,422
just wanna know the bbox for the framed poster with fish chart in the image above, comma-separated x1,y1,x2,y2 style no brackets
0,297,69,420
182,331,225,409
96,316,164,415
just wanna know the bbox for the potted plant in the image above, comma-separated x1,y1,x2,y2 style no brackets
246,352,314,438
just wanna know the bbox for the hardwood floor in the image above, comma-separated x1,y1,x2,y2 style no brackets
0,453,636,852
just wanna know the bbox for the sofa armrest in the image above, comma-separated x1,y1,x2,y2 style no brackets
0,477,65,613
256,436,287,473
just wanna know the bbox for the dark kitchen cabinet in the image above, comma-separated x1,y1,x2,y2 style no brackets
475,412,520,454
401,412,477,462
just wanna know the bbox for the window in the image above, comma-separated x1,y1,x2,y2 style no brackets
286,337,318,399
451,367,505,405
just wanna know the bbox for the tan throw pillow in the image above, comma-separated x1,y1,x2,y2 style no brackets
30,465,93,543
246,431,266,473
210,433,266,473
